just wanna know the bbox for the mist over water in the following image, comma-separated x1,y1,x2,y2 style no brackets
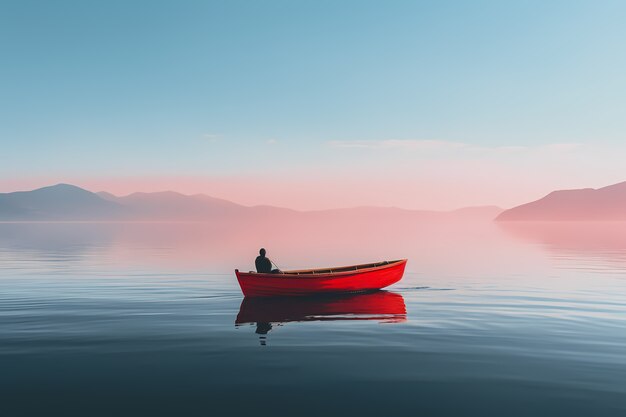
1,220,626,416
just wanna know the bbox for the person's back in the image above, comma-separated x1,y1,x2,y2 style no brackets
255,248,272,273
255,256,272,273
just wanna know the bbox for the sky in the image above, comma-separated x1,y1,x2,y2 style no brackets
2,0,626,210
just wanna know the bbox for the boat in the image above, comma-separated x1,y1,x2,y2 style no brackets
235,259,407,297
235,291,407,325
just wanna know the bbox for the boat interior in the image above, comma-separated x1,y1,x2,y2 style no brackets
283,259,404,275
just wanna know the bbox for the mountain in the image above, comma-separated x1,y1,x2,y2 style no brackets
306,205,503,222
0,183,503,222
448,205,504,220
104,191,248,220
0,184,126,220
96,191,118,202
0,185,299,221
496,181,626,221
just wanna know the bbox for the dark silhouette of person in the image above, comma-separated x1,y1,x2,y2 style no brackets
256,322,272,346
255,248,280,273
256,322,272,335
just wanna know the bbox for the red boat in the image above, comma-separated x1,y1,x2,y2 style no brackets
235,259,407,297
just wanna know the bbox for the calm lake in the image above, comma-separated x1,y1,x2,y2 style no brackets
1,220,625,416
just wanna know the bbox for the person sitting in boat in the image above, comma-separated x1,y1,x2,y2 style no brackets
255,248,281,273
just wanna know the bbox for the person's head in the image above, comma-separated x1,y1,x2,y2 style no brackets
259,248,266,257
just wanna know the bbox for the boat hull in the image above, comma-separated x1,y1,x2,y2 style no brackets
235,259,407,297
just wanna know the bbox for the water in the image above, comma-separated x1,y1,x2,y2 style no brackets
1,220,626,416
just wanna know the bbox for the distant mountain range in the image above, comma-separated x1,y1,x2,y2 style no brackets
497,181,626,221
0,184,502,222
0,184,126,220
6,181,626,222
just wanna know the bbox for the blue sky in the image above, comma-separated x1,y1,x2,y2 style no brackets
2,1,626,209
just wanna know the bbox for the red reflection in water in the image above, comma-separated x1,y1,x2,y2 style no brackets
235,291,406,325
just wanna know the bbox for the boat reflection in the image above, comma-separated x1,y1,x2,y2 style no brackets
236,290,407,337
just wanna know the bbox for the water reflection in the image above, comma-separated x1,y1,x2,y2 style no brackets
3,222,626,415
0,220,522,277
236,291,406,342
498,221,626,272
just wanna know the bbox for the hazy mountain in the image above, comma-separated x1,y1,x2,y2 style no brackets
106,191,248,220
0,184,503,222
96,191,118,202
496,181,626,221
0,185,300,221
448,205,504,220
307,205,503,222
0,184,126,220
